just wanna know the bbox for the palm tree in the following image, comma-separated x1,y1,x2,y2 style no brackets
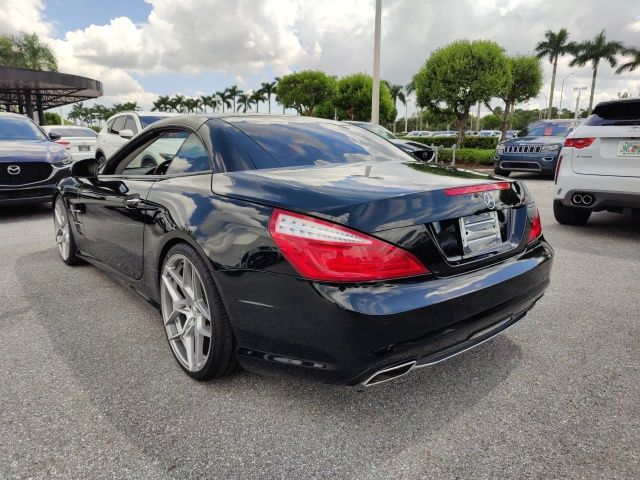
171,94,186,113
570,30,624,115
225,85,242,113
250,90,266,113
260,81,277,114
616,47,640,74
406,78,421,130
388,83,403,133
535,28,571,119
67,103,84,124
236,93,254,113
10,33,58,71
215,90,232,113
152,95,170,112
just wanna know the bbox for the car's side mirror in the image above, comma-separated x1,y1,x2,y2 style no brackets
119,129,134,139
48,132,61,141
71,157,99,178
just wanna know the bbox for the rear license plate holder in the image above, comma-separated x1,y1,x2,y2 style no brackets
617,140,640,157
78,145,91,152
459,211,502,256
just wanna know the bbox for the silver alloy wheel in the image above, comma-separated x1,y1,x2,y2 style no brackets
54,197,70,260
161,254,213,372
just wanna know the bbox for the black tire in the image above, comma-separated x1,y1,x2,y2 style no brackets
53,195,81,266
161,243,238,380
494,167,511,177
553,200,591,225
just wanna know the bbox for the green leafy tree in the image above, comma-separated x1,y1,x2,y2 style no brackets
0,33,58,71
616,47,640,74
216,90,232,113
487,55,543,140
570,30,624,115
44,111,61,125
333,73,395,123
260,81,277,114
275,70,336,116
387,83,404,132
535,28,571,119
415,39,511,147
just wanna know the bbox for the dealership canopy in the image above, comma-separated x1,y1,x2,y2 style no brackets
0,66,103,124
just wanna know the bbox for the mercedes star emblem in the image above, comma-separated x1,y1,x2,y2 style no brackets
483,191,496,210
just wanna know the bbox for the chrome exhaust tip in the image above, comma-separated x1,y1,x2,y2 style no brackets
582,194,594,206
361,361,416,387
572,194,583,205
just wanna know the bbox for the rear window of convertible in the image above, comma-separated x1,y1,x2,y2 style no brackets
225,118,410,169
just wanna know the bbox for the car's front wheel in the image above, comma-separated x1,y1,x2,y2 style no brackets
160,243,237,380
53,196,80,265
553,200,591,225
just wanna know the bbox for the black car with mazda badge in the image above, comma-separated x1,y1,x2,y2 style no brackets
1,112,72,205
53,115,553,386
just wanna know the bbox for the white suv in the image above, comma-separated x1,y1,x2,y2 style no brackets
96,111,177,164
554,98,640,225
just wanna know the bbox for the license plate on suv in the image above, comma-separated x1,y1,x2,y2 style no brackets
617,140,640,157
459,211,502,256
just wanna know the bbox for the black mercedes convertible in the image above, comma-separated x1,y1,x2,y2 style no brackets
54,115,553,386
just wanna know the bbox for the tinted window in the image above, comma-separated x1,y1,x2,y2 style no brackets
139,115,169,128
585,102,640,126
165,134,211,174
117,131,189,174
355,122,397,140
124,116,138,134
0,115,47,140
520,121,572,137
47,127,96,138
110,116,126,134
227,118,410,169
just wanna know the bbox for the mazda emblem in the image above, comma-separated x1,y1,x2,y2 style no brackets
7,165,20,175
483,192,496,210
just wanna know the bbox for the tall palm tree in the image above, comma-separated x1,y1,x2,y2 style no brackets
215,90,232,113
388,83,403,133
250,90,266,113
406,78,421,130
570,30,624,115
13,33,58,71
225,85,242,113
260,81,277,114
171,94,186,113
199,95,211,114
535,28,571,119
236,93,254,113
616,47,640,74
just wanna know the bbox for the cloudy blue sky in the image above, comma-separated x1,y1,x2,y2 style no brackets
2,0,639,117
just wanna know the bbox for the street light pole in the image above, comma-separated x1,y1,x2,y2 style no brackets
573,86,587,122
558,72,574,117
371,0,381,125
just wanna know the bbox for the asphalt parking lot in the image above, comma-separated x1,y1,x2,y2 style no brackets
0,174,638,480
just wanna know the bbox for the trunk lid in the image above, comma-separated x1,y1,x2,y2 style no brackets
570,125,640,178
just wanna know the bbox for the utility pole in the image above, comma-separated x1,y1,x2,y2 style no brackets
558,72,574,117
476,102,481,131
371,0,381,124
573,86,587,122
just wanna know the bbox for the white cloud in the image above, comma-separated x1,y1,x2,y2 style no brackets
1,0,639,113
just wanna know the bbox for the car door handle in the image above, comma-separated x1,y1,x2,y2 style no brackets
124,196,141,209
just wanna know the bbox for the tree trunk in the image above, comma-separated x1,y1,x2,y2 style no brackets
268,94,271,114
588,62,598,116
500,101,511,142
456,111,468,149
404,102,408,133
548,58,557,119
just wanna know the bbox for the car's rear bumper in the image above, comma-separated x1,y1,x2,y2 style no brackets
555,173,640,211
0,165,70,206
495,154,558,174
216,240,553,385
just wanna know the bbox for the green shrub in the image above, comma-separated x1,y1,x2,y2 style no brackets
436,148,496,165
401,135,499,149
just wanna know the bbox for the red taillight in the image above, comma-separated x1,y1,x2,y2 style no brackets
444,182,511,196
268,209,429,282
564,137,595,149
527,208,542,243
55,140,71,150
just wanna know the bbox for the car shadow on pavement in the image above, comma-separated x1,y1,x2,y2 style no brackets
15,246,525,477
0,203,52,222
